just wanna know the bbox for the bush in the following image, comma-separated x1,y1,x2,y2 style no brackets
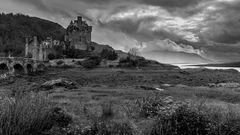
51,107,72,128
101,102,114,119
148,105,211,135
48,53,56,60
0,93,71,135
81,120,133,135
206,107,240,135
59,64,73,69
65,49,91,59
119,56,148,68
100,49,118,61
56,60,64,65
75,61,82,65
135,96,177,118
82,56,101,69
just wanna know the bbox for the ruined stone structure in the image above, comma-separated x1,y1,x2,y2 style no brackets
0,57,45,74
65,16,92,50
25,36,63,61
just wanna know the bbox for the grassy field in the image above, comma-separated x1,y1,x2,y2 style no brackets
1,67,240,134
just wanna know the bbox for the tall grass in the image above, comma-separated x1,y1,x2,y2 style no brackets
123,95,240,135
0,93,57,135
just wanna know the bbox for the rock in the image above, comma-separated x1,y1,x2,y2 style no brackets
137,85,165,91
41,78,77,90
161,84,172,87
156,88,164,92
208,83,216,87
139,86,156,90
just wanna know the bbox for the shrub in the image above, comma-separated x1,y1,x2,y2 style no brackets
206,107,240,135
48,53,56,60
56,60,64,65
118,56,148,68
135,96,178,118
81,120,133,135
75,61,82,65
100,49,118,61
148,105,211,135
82,56,101,69
51,107,72,128
0,93,72,135
59,64,73,69
101,102,114,119
65,48,91,59
109,65,114,68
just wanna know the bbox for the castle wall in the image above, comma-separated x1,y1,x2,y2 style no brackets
25,36,59,62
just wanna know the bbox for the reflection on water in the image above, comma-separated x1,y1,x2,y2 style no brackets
175,64,240,72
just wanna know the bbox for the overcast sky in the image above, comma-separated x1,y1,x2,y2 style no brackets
1,0,240,64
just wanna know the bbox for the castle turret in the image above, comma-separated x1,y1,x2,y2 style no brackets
77,16,82,22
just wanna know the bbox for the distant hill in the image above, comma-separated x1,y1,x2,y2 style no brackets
142,51,212,65
0,13,65,56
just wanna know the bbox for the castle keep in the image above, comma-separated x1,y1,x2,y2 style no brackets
65,16,92,50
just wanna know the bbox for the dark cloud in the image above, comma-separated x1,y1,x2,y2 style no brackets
98,17,182,42
198,0,240,44
16,0,49,11
139,0,203,8
75,0,204,8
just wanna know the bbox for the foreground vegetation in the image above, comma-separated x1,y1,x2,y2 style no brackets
1,67,240,135
2,92,240,135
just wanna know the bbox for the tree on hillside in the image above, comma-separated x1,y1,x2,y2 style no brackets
128,47,141,60
100,49,118,61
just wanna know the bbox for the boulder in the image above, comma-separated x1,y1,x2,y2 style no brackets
138,85,156,90
41,78,77,90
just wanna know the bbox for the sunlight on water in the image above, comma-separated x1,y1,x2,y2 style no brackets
175,64,240,72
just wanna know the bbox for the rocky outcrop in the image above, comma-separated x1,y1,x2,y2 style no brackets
41,78,77,90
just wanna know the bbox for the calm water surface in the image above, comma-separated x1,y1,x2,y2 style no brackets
175,64,240,72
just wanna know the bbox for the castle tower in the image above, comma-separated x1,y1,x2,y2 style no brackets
65,16,92,50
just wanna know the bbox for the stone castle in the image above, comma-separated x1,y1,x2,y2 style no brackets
25,16,92,61
64,16,92,50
